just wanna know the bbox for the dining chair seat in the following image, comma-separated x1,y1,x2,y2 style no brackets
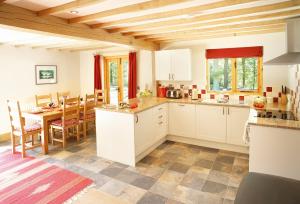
51,119,79,127
24,123,42,133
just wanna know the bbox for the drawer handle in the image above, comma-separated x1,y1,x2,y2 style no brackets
178,104,185,106
158,122,163,125
158,108,163,110
158,115,163,119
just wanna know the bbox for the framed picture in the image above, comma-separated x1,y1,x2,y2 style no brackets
35,65,57,85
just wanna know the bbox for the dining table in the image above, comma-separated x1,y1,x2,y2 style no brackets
22,103,102,154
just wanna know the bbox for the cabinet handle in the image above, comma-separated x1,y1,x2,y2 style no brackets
135,115,139,123
222,107,224,115
158,107,163,110
172,74,175,80
178,104,185,106
168,73,170,80
158,121,163,125
158,115,163,119
227,107,230,115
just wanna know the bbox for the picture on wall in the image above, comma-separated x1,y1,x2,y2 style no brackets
35,65,57,85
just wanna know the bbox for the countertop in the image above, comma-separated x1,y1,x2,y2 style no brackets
95,97,300,130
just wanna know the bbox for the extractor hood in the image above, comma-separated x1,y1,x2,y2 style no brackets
264,17,300,65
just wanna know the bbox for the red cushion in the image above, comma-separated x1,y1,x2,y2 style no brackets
80,113,95,120
51,119,78,127
24,123,41,133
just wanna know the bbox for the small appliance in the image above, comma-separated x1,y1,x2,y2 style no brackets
166,89,182,99
158,86,167,98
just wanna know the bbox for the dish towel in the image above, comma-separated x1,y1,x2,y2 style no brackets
243,121,250,144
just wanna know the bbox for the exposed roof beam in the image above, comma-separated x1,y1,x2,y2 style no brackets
92,0,259,29
69,0,189,24
150,25,285,42
137,19,286,40
59,45,113,51
0,3,159,50
106,0,300,33
125,9,300,37
157,27,285,44
37,0,104,16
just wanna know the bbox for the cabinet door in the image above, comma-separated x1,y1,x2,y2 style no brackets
227,107,250,146
169,103,196,138
171,49,191,81
196,105,226,142
155,50,171,81
134,109,154,155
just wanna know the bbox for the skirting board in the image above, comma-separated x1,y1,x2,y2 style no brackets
135,137,166,163
167,135,249,154
0,132,10,142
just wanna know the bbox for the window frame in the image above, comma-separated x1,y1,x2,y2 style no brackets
206,57,263,95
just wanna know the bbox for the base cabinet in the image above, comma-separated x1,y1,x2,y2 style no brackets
169,103,196,138
227,107,250,146
196,105,227,142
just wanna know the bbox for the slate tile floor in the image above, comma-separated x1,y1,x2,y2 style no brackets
0,134,249,204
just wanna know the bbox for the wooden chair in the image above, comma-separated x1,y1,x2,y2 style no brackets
50,97,80,148
79,96,96,139
57,91,70,106
95,89,105,105
7,100,42,158
35,94,52,107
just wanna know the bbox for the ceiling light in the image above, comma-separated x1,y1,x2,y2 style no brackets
70,10,79,14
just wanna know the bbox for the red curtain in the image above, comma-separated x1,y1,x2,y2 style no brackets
128,52,137,99
94,54,102,90
206,46,263,59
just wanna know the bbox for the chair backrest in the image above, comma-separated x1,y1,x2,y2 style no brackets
86,93,96,103
95,89,105,105
7,100,25,135
62,96,80,126
35,94,52,107
57,91,70,106
83,99,95,120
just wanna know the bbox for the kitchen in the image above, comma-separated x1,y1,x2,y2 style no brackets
1,1,300,204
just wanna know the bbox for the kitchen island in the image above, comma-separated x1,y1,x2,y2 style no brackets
95,97,252,166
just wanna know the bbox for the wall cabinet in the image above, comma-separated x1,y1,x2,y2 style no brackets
155,49,191,81
196,105,249,146
169,103,196,138
196,105,227,143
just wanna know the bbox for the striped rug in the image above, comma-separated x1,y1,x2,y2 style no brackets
0,151,93,204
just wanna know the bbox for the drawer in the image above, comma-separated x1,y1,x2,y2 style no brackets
153,103,168,116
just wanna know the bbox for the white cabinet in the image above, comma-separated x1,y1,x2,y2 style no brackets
227,107,249,146
134,108,154,155
196,105,249,145
154,104,168,141
155,49,191,81
171,49,191,81
169,103,196,138
155,50,171,81
196,105,227,143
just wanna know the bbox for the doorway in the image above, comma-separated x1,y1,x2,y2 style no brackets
104,56,129,105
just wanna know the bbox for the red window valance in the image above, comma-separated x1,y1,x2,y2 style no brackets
206,46,263,59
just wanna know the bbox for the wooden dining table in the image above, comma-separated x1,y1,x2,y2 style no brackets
22,104,102,154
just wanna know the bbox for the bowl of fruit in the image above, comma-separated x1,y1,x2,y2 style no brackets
253,96,266,109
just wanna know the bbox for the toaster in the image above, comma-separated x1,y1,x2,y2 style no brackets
166,89,182,99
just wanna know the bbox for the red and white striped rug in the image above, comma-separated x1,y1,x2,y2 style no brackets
0,151,93,204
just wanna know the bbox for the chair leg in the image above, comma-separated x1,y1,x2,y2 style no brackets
83,122,87,140
21,136,26,158
11,133,16,154
76,125,80,142
32,135,34,146
50,126,54,145
62,129,67,148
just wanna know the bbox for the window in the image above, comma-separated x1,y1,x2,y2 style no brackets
206,47,263,94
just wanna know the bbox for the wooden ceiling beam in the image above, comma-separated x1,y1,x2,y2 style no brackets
37,0,104,16
93,0,259,29
138,19,286,40
106,0,300,33
149,25,285,42
0,3,158,50
60,45,113,51
69,0,189,24
126,8,300,37
157,28,285,44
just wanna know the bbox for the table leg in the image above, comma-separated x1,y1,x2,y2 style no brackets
41,119,49,154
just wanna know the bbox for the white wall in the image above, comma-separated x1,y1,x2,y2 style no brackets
0,45,80,134
161,32,289,92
